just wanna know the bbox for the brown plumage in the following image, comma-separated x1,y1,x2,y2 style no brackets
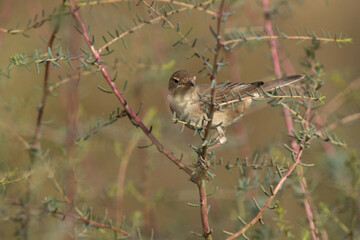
168,70,304,144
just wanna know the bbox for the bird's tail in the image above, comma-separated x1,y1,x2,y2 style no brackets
261,74,305,92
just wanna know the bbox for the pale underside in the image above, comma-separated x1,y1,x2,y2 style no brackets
168,82,261,128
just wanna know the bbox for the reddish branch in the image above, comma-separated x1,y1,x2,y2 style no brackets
198,179,212,240
225,148,304,240
195,1,226,240
0,0,12,48
225,1,323,239
31,18,61,155
326,113,360,132
67,0,193,177
21,15,62,240
261,0,319,239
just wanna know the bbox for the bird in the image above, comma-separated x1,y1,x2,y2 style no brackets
168,70,304,146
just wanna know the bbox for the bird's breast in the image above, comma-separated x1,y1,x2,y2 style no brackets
168,91,197,118
168,88,252,128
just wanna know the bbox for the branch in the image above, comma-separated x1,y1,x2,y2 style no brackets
116,109,156,224
225,148,304,240
141,0,213,74
48,67,99,93
8,200,131,237
99,6,187,53
0,7,69,35
0,121,31,150
9,51,84,70
222,34,352,46
216,91,325,107
67,0,193,176
261,1,319,239
31,8,61,159
95,0,216,54
325,112,360,132
54,211,131,236
66,0,217,16
320,77,360,117
200,0,226,160
196,1,226,240
198,179,212,240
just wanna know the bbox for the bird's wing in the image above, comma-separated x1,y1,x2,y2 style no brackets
197,75,304,104
197,81,264,104
261,74,304,92
216,81,264,98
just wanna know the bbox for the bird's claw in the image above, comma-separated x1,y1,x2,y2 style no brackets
197,155,210,169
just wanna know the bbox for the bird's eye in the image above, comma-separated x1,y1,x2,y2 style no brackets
173,77,179,84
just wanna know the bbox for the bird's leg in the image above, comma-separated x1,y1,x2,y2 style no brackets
208,126,227,150
197,154,210,169
216,126,227,144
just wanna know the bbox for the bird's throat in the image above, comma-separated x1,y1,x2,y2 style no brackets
168,87,197,118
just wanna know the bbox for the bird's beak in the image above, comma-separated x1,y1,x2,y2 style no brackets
186,80,194,87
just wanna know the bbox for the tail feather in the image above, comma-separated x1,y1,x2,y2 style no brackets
261,74,305,92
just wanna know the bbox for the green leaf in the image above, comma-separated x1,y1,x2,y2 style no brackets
97,85,113,93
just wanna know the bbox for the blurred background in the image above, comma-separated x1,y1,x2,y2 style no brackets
0,0,359,239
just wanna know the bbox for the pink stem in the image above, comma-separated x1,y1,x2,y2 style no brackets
262,0,318,239
198,179,212,240
0,0,12,48
226,148,304,240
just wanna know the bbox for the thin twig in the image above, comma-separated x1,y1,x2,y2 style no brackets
99,6,185,53
65,0,217,16
217,94,324,107
0,122,31,150
48,67,99,93
325,112,360,132
141,0,213,74
8,200,131,237
49,175,83,216
320,77,360,117
31,20,61,157
99,0,215,53
0,10,70,34
55,211,131,236
278,102,308,126
222,34,352,46
116,111,155,224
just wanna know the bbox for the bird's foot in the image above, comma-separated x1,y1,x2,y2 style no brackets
218,135,227,144
197,155,210,170
208,135,226,150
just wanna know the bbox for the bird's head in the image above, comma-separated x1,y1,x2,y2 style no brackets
168,70,196,94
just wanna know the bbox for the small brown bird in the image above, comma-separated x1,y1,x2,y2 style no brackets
168,70,304,145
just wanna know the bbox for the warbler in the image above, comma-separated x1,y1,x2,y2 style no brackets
168,70,304,145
